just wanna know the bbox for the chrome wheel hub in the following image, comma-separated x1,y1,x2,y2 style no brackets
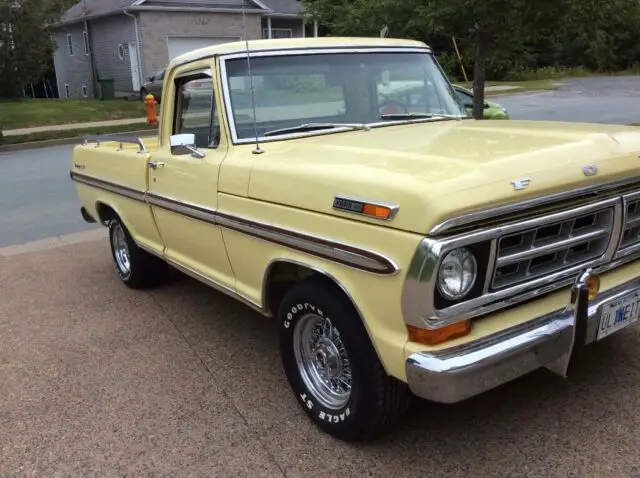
293,312,352,410
111,223,131,276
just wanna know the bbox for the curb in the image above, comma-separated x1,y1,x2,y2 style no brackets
0,228,108,258
0,129,158,154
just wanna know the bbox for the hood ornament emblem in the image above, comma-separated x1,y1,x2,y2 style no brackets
582,165,598,177
510,178,531,191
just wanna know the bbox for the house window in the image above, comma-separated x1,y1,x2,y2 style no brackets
81,85,88,98
83,30,89,55
66,33,73,55
64,84,70,98
118,44,125,61
262,28,293,39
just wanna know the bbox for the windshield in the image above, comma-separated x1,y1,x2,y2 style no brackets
223,51,467,142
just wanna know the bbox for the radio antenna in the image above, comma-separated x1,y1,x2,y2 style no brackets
241,1,264,154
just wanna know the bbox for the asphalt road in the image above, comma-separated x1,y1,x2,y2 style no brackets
496,75,640,124
0,144,98,247
1,76,640,247
1,237,640,476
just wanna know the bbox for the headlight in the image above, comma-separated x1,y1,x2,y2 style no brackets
437,247,478,300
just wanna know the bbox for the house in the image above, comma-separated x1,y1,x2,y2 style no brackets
51,0,316,99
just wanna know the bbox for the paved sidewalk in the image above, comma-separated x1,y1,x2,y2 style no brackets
1,233,640,475
2,118,148,137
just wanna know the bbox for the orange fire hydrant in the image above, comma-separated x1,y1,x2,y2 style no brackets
144,94,158,127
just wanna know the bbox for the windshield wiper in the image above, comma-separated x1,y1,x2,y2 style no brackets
380,113,466,121
263,122,371,137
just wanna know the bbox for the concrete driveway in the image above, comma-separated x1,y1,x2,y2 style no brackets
1,234,640,476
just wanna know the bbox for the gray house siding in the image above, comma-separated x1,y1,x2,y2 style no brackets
261,18,303,38
137,11,261,78
53,24,94,99
87,14,139,94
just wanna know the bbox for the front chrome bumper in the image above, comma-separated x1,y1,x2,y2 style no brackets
405,269,640,403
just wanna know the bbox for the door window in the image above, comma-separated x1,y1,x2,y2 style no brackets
173,71,219,149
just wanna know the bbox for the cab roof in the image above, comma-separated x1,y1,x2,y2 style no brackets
168,37,431,68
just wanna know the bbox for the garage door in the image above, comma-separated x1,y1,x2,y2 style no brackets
167,37,240,60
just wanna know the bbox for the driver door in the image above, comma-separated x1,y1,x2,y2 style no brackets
147,61,235,290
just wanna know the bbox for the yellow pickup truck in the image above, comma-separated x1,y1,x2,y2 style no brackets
71,37,640,442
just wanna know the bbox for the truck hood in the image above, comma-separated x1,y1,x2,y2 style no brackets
245,120,640,235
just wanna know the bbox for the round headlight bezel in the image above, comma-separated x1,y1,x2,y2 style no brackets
436,247,478,301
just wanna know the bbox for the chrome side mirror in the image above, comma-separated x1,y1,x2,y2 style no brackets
169,133,205,158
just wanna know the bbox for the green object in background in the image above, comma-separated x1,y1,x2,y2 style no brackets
452,85,510,119
99,78,115,100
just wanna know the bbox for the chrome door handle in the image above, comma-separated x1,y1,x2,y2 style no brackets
148,160,165,170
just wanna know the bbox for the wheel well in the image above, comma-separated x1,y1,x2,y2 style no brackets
264,261,353,317
95,202,118,226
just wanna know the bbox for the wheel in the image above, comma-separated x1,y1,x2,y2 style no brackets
108,216,167,289
278,276,412,441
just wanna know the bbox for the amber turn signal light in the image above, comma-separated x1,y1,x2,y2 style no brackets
586,273,600,300
362,203,393,220
408,321,472,346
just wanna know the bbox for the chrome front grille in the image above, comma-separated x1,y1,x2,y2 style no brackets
491,207,615,290
619,195,640,252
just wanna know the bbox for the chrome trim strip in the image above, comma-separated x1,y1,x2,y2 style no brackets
429,175,640,236
332,195,400,222
70,171,146,202
405,270,640,404
70,171,397,276
216,212,398,275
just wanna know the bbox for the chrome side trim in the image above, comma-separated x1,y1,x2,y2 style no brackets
70,171,398,276
216,212,398,275
429,175,640,236
405,270,640,404
70,170,146,202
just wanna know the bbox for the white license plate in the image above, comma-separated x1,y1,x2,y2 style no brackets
597,290,640,341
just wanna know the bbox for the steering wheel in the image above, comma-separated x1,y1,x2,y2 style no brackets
379,99,409,116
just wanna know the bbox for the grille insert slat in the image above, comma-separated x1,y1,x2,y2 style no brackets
619,198,640,251
492,208,614,290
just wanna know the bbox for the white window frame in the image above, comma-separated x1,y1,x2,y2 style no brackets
262,28,293,39
117,43,125,61
83,30,89,55
64,84,70,98
81,85,88,98
66,33,73,56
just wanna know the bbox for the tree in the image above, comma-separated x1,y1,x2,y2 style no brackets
0,0,74,98
301,0,562,119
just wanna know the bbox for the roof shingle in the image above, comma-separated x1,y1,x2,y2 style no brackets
259,0,304,15
58,0,285,25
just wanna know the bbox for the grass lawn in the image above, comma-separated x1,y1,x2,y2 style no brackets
0,122,157,147
0,98,146,130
